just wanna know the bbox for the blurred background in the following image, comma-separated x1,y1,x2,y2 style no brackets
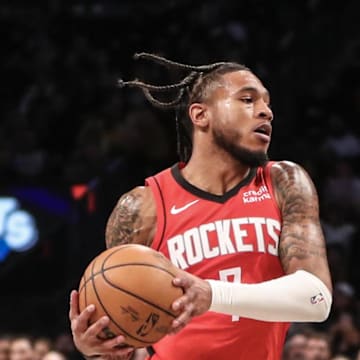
0,0,359,359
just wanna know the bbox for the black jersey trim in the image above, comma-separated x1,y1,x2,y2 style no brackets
153,176,167,251
171,164,257,204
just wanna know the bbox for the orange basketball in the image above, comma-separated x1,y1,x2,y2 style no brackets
78,244,183,348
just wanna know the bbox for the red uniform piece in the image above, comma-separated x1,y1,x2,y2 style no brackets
145,162,289,360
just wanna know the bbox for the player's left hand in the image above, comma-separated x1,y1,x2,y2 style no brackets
170,271,212,334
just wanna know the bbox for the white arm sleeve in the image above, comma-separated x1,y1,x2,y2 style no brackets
207,270,332,322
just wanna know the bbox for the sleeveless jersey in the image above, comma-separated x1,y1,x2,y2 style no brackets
145,162,289,360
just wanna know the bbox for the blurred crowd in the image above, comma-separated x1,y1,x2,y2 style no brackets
0,333,79,360
1,0,360,359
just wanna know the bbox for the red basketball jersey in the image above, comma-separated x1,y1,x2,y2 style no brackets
145,162,289,360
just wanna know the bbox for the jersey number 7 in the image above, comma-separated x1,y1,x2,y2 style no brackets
219,267,241,322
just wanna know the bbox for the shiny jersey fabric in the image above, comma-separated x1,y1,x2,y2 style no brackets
145,162,289,360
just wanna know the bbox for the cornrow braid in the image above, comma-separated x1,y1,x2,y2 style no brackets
118,71,199,109
133,52,228,72
118,52,250,162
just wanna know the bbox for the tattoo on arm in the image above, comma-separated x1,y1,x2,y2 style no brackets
272,162,328,274
105,192,142,248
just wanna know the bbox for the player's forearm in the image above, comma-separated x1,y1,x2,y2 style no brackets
207,270,332,322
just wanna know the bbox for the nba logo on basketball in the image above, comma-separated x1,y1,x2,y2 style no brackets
136,312,160,336
310,293,324,304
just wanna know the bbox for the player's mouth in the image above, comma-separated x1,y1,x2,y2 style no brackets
253,122,272,143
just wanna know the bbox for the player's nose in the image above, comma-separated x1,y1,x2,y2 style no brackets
257,102,273,122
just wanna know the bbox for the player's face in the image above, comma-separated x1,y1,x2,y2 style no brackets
207,70,273,166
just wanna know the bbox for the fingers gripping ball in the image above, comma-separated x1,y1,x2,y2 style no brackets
78,244,182,348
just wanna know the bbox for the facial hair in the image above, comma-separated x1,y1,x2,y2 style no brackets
212,127,269,167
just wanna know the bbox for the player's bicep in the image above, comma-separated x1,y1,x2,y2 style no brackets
105,186,156,249
272,161,332,291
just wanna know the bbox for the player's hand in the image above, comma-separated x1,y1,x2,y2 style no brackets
69,290,134,358
170,272,212,334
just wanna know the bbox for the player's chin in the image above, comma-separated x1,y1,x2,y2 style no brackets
247,142,270,154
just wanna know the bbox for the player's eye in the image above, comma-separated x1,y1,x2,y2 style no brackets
241,97,253,104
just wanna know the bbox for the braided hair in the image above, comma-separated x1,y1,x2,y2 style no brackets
118,52,250,162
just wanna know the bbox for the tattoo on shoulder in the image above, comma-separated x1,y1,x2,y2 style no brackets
105,191,143,248
272,162,327,272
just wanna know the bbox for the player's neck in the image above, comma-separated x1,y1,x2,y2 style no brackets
181,151,251,196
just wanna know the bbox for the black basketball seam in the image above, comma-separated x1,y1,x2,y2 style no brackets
81,263,179,304
81,246,177,289
100,262,178,318
106,262,176,275
153,176,166,252
90,256,155,345
79,279,85,294
84,269,88,308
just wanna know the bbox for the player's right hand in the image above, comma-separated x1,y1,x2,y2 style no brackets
170,271,212,334
69,290,134,358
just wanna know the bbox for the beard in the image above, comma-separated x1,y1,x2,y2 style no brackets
212,127,269,167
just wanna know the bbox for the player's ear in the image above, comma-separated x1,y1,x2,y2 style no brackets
188,103,209,129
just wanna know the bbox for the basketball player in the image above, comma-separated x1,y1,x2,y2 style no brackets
69,53,333,360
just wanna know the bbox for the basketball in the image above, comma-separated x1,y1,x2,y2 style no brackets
78,244,183,348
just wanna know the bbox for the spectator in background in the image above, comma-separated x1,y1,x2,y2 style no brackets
320,201,357,284
0,335,12,360
321,202,357,251
329,311,360,359
11,129,47,181
324,281,360,358
282,332,307,359
331,282,357,318
52,334,77,360
321,115,360,160
0,129,13,183
9,336,35,360
42,351,66,360
63,115,108,184
33,338,52,360
106,108,172,172
304,331,332,360
322,159,360,218
348,227,360,296
326,282,358,332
